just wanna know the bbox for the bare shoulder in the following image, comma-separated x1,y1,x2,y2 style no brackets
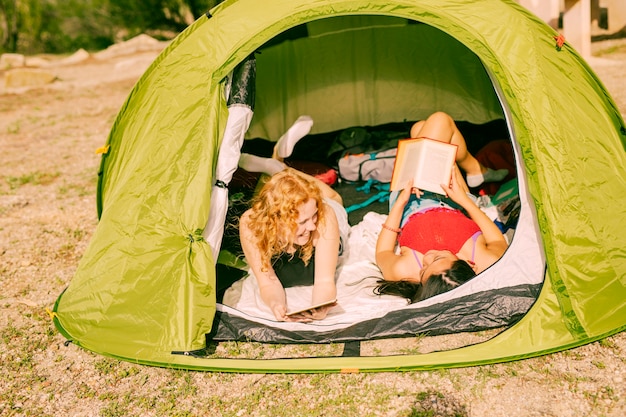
319,200,339,228
382,246,419,281
471,241,505,272
321,199,339,218
239,209,254,236
240,208,252,222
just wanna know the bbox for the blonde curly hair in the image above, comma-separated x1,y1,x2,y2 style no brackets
245,168,325,272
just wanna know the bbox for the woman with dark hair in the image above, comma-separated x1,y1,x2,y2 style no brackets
374,259,477,303
374,112,509,303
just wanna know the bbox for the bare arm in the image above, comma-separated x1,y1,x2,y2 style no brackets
375,181,421,281
443,166,508,258
304,203,339,320
239,211,289,321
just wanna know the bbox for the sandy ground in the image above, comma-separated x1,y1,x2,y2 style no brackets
0,37,625,417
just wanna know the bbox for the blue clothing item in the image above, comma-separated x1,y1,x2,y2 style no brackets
389,190,460,228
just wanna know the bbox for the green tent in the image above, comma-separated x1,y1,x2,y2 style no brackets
52,0,626,372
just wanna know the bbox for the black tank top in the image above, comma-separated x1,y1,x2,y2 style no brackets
272,248,315,288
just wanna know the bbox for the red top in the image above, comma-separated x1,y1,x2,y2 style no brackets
398,207,480,253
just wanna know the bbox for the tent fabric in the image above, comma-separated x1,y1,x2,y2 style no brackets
249,20,504,141
202,54,256,260
52,0,626,373
211,284,541,344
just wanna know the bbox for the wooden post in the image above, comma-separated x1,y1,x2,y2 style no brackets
591,0,600,29
605,0,626,32
517,0,561,29
563,0,591,57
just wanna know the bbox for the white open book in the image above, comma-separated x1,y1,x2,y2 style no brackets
390,138,458,194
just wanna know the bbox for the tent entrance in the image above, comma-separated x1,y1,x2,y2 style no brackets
209,14,545,349
53,0,626,372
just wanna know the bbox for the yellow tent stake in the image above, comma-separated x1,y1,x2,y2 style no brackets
95,144,110,154
45,308,57,320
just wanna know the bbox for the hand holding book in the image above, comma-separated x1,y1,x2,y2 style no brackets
285,299,337,322
395,178,423,206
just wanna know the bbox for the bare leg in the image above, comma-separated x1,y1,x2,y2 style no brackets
410,112,507,187
240,136,343,206
410,112,483,176
272,115,314,159
239,116,313,175
269,117,342,204
239,153,286,175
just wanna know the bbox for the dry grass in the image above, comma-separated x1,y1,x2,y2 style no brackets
1,40,625,416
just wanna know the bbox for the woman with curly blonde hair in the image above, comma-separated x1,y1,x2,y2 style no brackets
238,117,349,322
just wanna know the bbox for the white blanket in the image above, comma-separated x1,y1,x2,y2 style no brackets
220,187,545,332
221,212,409,328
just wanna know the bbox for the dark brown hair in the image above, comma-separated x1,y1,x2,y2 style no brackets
374,260,476,303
